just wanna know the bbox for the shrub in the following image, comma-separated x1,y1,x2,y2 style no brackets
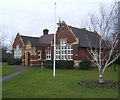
14,58,22,65
7,58,22,65
56,60,74,69
2,57,8,62
79,59,92,70
44,60,53,69
44,60,74,69
114,56,120,65
7,58,15,65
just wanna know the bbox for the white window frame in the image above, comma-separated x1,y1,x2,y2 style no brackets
61,40,66,60
14,45,22,59
16,45,19,58
56,45,60,60
14,49,16,58
46,51,51,60
67,44,73,60
38,51,41,60
20,48,22,57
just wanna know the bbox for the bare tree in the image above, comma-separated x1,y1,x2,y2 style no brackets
7,35,15,53
0,29,5,48
83,2,120,83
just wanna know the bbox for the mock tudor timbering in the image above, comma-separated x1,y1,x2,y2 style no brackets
12,21,107,67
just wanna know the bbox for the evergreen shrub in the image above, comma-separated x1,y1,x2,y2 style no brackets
79,59,92,70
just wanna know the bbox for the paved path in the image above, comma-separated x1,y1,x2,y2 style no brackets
0,65,32,82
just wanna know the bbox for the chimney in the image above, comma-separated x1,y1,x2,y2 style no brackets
43,29,49,35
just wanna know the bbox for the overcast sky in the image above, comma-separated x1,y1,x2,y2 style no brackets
0,0,116,45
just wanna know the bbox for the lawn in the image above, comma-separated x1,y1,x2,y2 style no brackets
2,65,119,98
1,63,19,77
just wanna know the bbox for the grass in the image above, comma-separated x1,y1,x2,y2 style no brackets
1,62,19,77
2,65,119,98
2,62,8,67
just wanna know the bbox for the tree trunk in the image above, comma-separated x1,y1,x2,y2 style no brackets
114,64,116,72
99,74,104,83
98,66,104,83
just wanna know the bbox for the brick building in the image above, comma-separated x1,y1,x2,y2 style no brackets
12,21,107,67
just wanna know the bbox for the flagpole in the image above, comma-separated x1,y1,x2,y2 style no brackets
53,2,56,78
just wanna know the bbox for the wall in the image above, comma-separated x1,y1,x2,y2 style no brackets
51,21,79,61
12,33,23,58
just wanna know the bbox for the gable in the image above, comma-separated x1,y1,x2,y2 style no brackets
56,21,76,44
25,40,31,50
13,33,24,49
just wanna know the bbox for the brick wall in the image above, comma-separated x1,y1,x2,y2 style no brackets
56,22,76,44
13,33,23,48
73,44,78,60
52,21,77,60
12,33,23,58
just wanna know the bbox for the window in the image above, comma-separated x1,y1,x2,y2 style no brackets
14,45,22,59
67,45,73,60
38,51,41,60
20,49,22,57
94,50,98,61
46,51,51,60
56,45,60,60
61,40,66,60
14,49,16,58
62,27,64,32
16,45,19,58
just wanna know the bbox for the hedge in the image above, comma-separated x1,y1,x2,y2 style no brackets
79,59,92,70
7,58,15,65
14,59,22,65
114,56,120,65
2,57,8,62
44,60,74,69
44,60,53,69
7,58,22,65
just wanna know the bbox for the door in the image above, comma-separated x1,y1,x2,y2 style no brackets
28,53,30,66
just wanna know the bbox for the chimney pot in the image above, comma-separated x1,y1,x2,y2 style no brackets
43,29,49,35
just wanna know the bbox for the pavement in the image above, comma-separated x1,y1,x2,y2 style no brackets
0,65,32,82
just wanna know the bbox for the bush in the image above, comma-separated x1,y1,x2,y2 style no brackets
114,56,120,65
79,59,92,70
44,60,53,69
14,59,22,65
7,58,22,65
56,60,74,69
44,60,74,69
2,57,8,62
8,58,15,65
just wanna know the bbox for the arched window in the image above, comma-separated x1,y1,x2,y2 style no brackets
14,45,22,58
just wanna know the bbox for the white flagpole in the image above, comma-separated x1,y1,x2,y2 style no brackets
53,2,56,78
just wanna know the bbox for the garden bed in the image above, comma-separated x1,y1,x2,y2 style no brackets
79,80,120,88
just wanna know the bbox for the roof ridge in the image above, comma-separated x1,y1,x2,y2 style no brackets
68,25,86,30
40,34,54,38
68,25,101,37
20,35,40,38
